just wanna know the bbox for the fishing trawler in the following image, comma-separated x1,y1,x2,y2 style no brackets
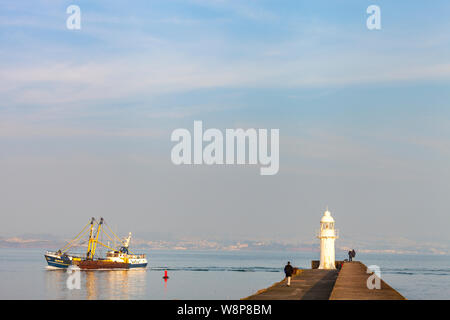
44,217,147,269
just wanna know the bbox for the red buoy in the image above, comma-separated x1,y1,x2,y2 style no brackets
163,270,169,280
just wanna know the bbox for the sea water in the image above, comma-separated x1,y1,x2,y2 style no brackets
0,248,448,299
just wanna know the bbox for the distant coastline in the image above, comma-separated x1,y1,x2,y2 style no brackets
1,235,448,255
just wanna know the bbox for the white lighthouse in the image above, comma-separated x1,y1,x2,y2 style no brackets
317,208,338,269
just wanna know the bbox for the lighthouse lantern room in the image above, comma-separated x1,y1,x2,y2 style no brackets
317,208,338,269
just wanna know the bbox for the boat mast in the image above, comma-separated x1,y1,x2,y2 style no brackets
86,217,96,260
90,217,104,259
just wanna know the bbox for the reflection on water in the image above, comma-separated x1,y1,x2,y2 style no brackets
45,268,147,300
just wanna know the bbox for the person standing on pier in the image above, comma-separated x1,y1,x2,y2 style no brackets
348,249,356,261
284,261,294,286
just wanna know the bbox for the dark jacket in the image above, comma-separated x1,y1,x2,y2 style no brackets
284,264,294,277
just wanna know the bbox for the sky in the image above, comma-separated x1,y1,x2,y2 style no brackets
1,1,450,252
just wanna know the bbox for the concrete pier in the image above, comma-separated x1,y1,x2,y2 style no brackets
329,261,405,300
244,269,338,300
243,261,405,300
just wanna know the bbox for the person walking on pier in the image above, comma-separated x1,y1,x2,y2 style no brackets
284,261,294,287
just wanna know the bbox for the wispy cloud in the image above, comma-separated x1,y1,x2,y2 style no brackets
2,54,450,111
2,1,450,117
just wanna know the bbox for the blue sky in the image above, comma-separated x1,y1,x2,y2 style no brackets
1,1,450,253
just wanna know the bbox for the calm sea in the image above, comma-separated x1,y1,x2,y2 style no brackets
0,248,449,299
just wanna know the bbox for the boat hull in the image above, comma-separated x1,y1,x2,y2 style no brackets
74,260,129,269
45,254,71,268
129,263,148,268
44,254,148,270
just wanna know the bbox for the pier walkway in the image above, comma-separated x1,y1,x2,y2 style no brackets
244,269,338,300
244,261,405,300
329,261,405,300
